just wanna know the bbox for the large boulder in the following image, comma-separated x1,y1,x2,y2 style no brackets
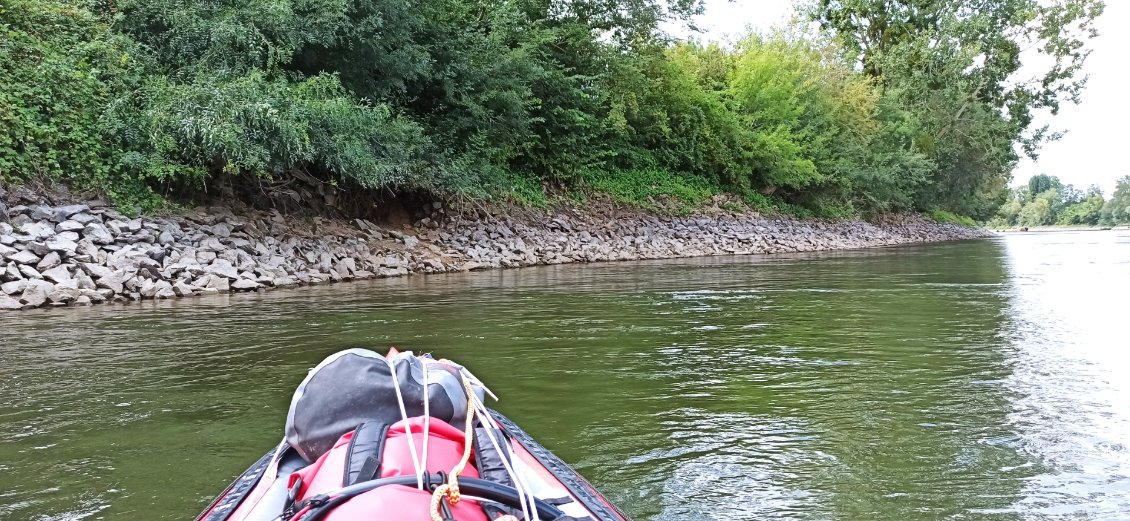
0,294,23,310
19,285,48,307
53,204,90,223
21,221,56,240
83,223,114,245
36,252,61,271
206,258,240,280
41,265,73,284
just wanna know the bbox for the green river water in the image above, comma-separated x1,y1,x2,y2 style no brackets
1,231,1128,520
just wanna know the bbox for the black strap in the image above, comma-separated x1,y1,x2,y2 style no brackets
343,421,390,486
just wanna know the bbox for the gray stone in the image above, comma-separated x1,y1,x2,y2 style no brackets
0,294,22,310
27,242,52,256
212,222,232,238
139,278,157,298
21,221,56,240
199,237,225,252
29,206,53,221
154,280,176,299
0,234,16,246
75,295,93,306
56,220,85,233
0,243,16,258
78,289,105,302
8,250,39,265
206,259,240,280
76,239,100,259
377,267,409,278
402,235,419,249
158,231,175,245
0,223,11,235
47,288,78,304
19,286,48,307
206,276,230,292
126,219,142,232
46,238,78,256
173,281,197,297
41,265,72,283
2,280,26,295
56,231,80,242
83,223,114,244
36,252,61,271
53,205,90,222
95,269,129,294
146,247,166,264
232,278,259,291
70,212,98,225
81,263,113,280
76,271,96,290
4,262,20,280
197,250,217,263
10,213,31,227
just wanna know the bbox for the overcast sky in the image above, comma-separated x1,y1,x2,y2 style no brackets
687,0,1129,195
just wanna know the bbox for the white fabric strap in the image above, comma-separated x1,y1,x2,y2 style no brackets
385,354,425,490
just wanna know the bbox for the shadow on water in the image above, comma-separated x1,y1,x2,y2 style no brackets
2,233,1128,520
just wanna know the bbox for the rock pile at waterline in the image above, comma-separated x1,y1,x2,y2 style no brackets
0,201,990,311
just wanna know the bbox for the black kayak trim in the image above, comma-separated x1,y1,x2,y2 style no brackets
489,408,632,521
196,445,279,521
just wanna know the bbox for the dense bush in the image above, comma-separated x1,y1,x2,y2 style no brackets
0,0,140,185
0,0,1103,219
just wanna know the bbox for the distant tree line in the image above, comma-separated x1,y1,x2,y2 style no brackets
0,0,1104,218
991,174,1130,227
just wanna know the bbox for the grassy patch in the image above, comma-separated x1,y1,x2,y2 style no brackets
583,169,715,214
499,172,549,208
929,209,977,227
742,192,814,218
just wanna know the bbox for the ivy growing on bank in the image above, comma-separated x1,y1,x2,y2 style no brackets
0,0,1104,220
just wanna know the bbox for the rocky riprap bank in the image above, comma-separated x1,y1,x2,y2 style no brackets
0,199,991,311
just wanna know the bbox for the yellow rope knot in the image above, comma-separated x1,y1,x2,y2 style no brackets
428,372,477,521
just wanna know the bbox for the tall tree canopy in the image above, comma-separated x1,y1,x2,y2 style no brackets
807,0,1104,218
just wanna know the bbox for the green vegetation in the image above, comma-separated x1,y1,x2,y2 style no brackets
0,0,1104,218
990,174,1130,227
929,210,978,228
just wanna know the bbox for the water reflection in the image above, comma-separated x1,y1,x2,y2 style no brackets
1,233,1128,520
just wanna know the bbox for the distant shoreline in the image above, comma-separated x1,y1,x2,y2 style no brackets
995,225,1129,233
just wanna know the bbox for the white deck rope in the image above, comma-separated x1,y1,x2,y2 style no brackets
469,393,539,521
421,357,432,480
385,354,425,490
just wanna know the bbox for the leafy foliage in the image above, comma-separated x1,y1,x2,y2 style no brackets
0,0,1103,221
992,174,1120,227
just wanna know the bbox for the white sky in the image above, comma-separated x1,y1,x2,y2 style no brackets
686,0,1129,195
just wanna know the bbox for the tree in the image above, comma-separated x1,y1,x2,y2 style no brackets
1028,174,1062,196
1103,175,1130,224
807,0,1105,219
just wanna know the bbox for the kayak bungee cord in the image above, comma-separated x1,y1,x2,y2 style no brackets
466,382,539,521
384,354,425,490
468,380,537,521
280,474,566,521
421,356,432,488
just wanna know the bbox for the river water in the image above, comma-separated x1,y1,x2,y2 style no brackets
1,231,1128,520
